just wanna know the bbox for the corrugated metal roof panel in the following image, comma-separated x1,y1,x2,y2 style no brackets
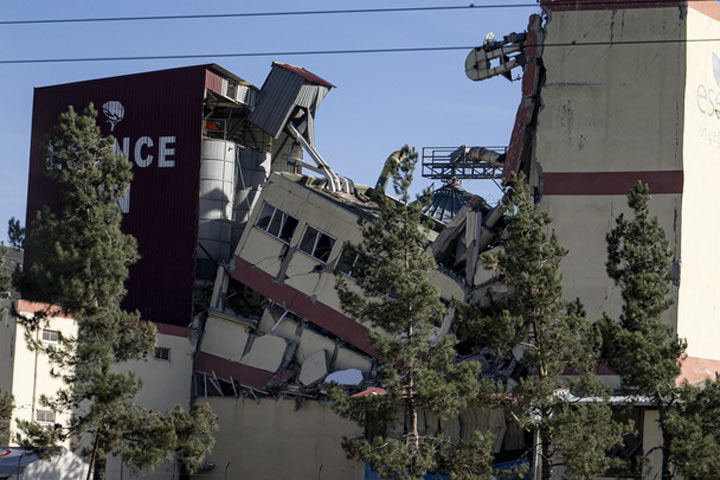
249,66,305,138
422,183,474,224
27,65,207,326
273,62,335,88
249,63,335,140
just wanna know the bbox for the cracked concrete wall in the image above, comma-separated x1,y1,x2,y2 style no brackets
232,174,466,336
535,6,685,327
201,313,250,363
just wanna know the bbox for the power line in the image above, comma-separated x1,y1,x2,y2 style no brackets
0,0,713,26
0,46,473,65
0,37,718,65
0,5,521,26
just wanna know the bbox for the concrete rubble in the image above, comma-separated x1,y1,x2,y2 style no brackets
187,17,550,465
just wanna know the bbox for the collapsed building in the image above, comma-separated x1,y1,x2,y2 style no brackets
6,0,720,478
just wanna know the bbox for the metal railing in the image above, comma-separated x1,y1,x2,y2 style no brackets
421,146,507,181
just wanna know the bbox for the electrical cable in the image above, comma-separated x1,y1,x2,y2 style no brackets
0,0,712,26
1,38,718,65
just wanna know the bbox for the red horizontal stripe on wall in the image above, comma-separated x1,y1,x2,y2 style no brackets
232,255,376,357
195,351,274,388
541,0,681,11
543,170,683,195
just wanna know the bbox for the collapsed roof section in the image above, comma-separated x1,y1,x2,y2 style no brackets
250,62,334,142
422,183,475,224
188,11,552,435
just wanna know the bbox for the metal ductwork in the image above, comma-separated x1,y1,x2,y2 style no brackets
374,150,404,195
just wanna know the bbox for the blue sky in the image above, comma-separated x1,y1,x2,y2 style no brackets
0,1,540,244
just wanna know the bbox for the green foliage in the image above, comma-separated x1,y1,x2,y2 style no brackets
0,390,13,445
117,402,216,474
600,181,685,394
599,181,686,479
665,378,720,479
330,146,491,479
15,104,216,478
0,243,9,294
167,402,218,473
7,217,25,250
457,175,626,480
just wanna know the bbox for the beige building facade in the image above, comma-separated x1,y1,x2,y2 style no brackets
536,0,720,383
0,300,195,480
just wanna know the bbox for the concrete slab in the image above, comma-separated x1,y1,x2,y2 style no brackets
241,334,288,372
299,350,328,386
334,348,372,373
258,308,300,341
200,314,250,363
297,329,335,364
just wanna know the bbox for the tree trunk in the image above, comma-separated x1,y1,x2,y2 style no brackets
657,395,672,480
540,430,552,480
86,433,101,480
93,454,106,480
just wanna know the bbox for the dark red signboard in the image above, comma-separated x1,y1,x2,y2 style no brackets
26,65,209,326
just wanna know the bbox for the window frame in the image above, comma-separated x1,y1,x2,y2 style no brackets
154,347,171,361
255,203,299,244
298,225,336,263
41,329,60,344
36,409,56,423
335,248,361,279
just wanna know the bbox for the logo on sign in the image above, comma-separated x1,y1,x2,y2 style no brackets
102,101,125,132
696,53,720,118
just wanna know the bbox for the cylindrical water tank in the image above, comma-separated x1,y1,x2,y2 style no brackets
233,148,271,248
197,138,237,280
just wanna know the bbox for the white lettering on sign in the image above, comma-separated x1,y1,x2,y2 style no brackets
135,136,154,167
158,136,176,167
113,138,132,214
112,135,178,214
114,136,177,168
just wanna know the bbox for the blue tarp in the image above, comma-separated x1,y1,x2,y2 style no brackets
364,458,528,479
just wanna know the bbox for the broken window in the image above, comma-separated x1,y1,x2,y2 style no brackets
299,226,335,263
154,347,171,361
36,409,56,423
336,246,361,278
256,203,299,243
41,329,60,344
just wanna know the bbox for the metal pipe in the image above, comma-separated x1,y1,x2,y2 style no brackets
466,147,504,167
374,150,403,194
285,123,338,192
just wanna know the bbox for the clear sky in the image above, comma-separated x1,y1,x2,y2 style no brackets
0,0,540,244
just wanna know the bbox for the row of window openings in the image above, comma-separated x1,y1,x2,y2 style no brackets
41,330,169,361
256,203,337,264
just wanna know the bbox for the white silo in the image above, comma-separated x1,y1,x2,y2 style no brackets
197,138,237,280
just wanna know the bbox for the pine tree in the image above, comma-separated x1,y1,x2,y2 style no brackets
0,242,9,295
663,377,720,479
329,146,494,480
0,245,14,446
16,104,216,479
600,181,687,479
7,218,24,250
458,175,626,480
0,390,12,446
